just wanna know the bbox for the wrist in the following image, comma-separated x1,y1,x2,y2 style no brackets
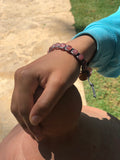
48,43,91,81
66,35,97,64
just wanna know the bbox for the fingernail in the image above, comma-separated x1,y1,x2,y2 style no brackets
31,115,40,125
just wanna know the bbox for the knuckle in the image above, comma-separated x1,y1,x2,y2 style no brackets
14,67,23,80
11,105,17,116
10,106,14,114
11,108,20,122
14,67,30,82
53,74,65,87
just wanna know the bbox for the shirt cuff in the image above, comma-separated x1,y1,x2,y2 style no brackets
72,25,117,77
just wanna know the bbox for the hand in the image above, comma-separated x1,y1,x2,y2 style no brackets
11,50,80,140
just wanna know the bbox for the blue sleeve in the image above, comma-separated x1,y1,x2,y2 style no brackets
73,7,120,77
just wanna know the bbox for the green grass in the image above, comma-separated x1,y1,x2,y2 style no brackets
70,0,119,33
70,0,120,119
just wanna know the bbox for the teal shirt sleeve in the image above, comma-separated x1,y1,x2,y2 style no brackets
73,7,120,77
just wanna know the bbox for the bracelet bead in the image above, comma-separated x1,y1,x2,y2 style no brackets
48,43,96,97
48,43,90,81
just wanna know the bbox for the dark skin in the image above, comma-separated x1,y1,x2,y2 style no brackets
11,35,96,140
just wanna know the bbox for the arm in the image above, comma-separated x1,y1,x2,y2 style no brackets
11,8,120,141
11,35,96,141
73,7,120,77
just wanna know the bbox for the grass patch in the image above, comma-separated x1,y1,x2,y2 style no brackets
70,0,119,33
70,0,120,119
84,70,120,119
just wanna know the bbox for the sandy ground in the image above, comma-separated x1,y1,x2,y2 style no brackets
0,0,86,142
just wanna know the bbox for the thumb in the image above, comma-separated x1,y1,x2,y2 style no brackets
29,77,66,126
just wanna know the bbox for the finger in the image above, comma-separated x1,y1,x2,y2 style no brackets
15,114,36,140
16,88,45,141
12,87,36,134
11,90,31,135
13,104,41,141
22,113,44,141
11,75,44,140
11,104,30,135
17,116,30,135
11,98,43,141
29,74,67,126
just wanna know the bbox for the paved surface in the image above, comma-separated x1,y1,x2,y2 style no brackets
0,0,86,142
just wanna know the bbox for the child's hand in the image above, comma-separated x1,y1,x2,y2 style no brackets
11,50,80,140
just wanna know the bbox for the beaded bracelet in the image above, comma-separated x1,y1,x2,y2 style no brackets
48,43,96,98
